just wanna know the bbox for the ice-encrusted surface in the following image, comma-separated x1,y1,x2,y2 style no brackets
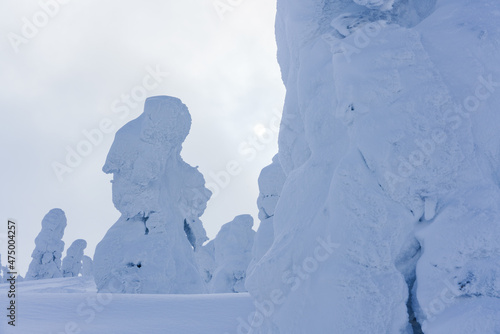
246,0,500,333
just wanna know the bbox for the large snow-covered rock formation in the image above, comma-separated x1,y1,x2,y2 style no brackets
26,209,67,280
93,96,211,294
246,0,500,333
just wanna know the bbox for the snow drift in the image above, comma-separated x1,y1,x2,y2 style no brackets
0,277,255,334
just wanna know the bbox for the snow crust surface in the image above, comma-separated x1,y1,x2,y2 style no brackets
0,278,254,334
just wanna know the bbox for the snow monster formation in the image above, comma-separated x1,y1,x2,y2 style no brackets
248,155,286,273
246,0,500,333
62,239,87,277
93,96,211,294
26,209,67,280
0,255,5,283
81,255,94,278
210,214,255,293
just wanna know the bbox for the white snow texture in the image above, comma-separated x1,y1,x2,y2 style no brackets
0,255,5,283
93,96,211,294
246,0,500,333
248,155,286,274
10,1,500,332
26,209,67,280
62,239,87,277
81,255,94,278
210,214,255,293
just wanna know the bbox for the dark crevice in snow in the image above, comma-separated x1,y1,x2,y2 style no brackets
358,149,373,172
142,215,150,235
261,206,272,219
459,272,474,291
407,278,424,334
184,219,196,250
394,236,423,333
126,262,142,269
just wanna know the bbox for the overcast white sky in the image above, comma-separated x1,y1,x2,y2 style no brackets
0,0,284,275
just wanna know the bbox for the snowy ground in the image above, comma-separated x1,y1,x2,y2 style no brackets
0,278,254,334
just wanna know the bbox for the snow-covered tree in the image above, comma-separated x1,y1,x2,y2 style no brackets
81,255,94,278
177,158,213,283
26,209,67,280
0,254,4,283
247,155,285,275
62,239,87,277
93,96,210,294
210,215,255,293
0,254,9,283
246,0,500,333
195,241,216,284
